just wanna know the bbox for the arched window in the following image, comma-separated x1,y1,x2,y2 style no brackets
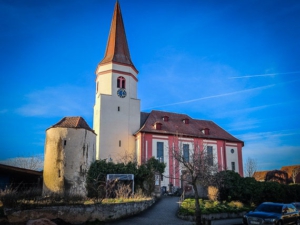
117,76,126,89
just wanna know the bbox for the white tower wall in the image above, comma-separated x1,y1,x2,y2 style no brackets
93,63,140,162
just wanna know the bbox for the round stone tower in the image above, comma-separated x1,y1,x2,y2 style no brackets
43,117,96,196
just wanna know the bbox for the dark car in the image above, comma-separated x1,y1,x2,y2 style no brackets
243,202,300,225
292,202,300,212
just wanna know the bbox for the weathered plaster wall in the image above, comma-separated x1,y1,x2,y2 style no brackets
43,127,96,196
5,199,155,224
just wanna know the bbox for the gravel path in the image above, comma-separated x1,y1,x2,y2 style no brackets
103,196,194,225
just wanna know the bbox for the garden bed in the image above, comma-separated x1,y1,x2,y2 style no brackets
178,198,253,222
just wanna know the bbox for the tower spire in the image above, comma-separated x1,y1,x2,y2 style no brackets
98,1,136,70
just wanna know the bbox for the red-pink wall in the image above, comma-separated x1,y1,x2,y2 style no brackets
139,132,244,186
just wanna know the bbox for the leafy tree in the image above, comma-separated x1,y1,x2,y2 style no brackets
136,157,166,195
240,177,263,205
215,170,243,202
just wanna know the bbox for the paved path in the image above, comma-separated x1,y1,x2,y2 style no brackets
103,196,194,225
103,196,243,225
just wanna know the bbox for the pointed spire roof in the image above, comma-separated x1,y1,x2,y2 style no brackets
98,1,136,70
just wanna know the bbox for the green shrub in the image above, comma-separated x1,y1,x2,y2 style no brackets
86,157,165,198
216,171,300,205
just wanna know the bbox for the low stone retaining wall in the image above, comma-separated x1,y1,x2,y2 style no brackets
4,199,155,224
178,211,246,222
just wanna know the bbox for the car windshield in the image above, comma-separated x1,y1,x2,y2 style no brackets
255,204,282,213
293,203,300,210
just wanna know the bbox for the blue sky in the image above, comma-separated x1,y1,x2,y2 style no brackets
0,0,299,172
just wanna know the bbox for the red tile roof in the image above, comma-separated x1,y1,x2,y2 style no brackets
137,110,244,145
49,117,95,134
281,165,300,182
253,165,300,183
97,1,136,72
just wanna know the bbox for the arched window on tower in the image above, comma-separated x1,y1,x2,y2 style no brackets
117,76,126,89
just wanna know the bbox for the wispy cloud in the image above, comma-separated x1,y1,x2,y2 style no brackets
145,83,275,110
229,71,300,79
240,129,299,142
16,85,93,117
243,143,300,171
218,101,295,119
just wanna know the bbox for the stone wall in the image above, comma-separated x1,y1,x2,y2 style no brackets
4,199,155,224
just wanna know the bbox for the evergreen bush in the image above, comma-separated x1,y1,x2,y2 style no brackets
86,157,165,198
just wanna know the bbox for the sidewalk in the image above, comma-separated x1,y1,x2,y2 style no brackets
104,196,194,225
103,197,243,225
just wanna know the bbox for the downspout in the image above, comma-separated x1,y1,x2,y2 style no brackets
223,141,227,170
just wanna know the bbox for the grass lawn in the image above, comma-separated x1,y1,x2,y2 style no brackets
179,198,254,216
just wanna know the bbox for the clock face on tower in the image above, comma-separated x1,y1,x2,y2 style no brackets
117,88,127,98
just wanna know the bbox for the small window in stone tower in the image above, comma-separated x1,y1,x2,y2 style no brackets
58,169,61,178
118,106,120,111
119,140,121,147
117,76,126,89
64,140,67,146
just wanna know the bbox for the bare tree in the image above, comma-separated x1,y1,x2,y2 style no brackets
292,166,300,184
116,150,137,164
244,157,258,177
0,155,44,171
172,141,219,225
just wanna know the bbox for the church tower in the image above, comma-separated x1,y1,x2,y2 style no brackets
93,2,140,161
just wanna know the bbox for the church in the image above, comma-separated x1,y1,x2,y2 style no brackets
43,1,244,195
92,2,244,188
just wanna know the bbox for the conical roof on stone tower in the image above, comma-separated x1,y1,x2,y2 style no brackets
48,117,95,133
97,1,137,72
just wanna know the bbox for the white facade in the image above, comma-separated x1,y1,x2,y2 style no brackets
93,62,140,161
152,136,170,187
226,144,239,173
43,127,96,196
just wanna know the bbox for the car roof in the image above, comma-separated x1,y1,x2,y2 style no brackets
261,202,285,206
